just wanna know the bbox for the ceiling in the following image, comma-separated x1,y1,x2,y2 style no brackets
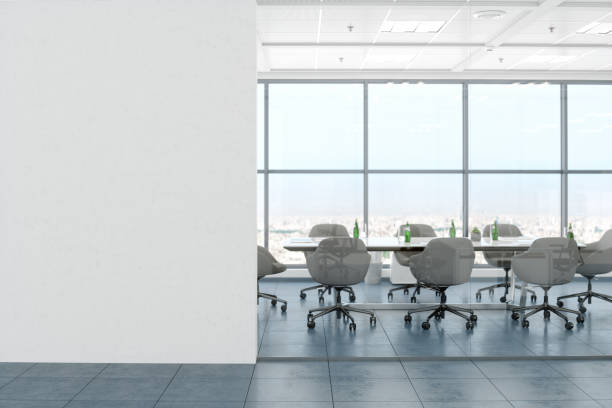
256,0,612,77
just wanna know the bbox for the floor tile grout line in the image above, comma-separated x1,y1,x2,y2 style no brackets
566,375,604,403
323,310,335,408
242,362,257,408
152,363,182,408
248,300,275,407
0,363,39,395
471,358,514,405
380,315,425,407
60,362,109,408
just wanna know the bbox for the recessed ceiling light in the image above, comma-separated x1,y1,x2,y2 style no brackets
577,22,612,35
380,20,445,33
473,10,506,20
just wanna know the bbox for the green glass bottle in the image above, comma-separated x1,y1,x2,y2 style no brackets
404,222,411,243
450,220,456,238
353,219,359,239
568,223,575,240
492,220,499,241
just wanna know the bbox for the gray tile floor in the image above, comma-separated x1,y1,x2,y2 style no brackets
258,277,612,358
3,360,612,407
3,277,612,406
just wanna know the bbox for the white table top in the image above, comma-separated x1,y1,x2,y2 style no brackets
283,236,584,252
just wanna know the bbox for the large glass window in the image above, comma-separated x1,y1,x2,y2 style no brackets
257,84,264,170
257,174,264,246
268,174,363,264
568,85,612,170
469,84,560,170
268,84,363,170
368,83,462,170
259,81,611,266
469,174,560,238
569,175,612,244
369,174,463,237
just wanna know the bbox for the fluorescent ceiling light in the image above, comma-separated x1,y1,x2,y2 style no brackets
473,10,506,20
577,22,612,35
380,20,446,33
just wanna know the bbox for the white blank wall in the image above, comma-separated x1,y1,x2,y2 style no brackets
0,0,256,363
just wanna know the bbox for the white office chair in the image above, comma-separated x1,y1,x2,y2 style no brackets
475,224,537,303
557,229,612,313
305,237,375,331
257,246,287,312
388,224,438,303
510,238,583,330
403,238,477,330
299,223,356,303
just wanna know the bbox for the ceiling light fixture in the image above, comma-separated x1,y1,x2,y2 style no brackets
380,20,445,33
577,22,612,35
473,10,506,20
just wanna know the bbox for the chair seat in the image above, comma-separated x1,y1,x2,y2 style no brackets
577,263,612,277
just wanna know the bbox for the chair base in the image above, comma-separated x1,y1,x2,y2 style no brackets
258,292,287,313
306,287,374,331
512,288,583,330
300,284,355,303
475,268,537,303
404,289,477,330
556,277,612,313
387,283,440,302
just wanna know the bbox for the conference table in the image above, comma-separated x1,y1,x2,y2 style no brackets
283,236,584,310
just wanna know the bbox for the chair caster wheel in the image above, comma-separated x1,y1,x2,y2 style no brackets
544,310,550,319
500,296,506,303
556,300,563,307
271,299,277,306
349,294,356,302
421,322,431,330
370,316,376,326
403,288,409,295
434,314,441,321
470,314,477,322
565,321,574,330
281,304,287,313
307,318,315,329
318,296,325,304
579,305,587,314
522,319,530,328
435,291,440,297
475,292,482,302
577,315,585,324
318,289,324,295
388,293,393,302
466,321,474,330
410,296,417,304
531,295,537,303
404,314,412,323
511,312,520,320
300,293,306,300
349,322,356,331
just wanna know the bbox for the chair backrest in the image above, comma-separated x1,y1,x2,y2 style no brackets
409,238,475,286
482,223,522,237
306,237,371,286
258,246,287,278
482,223,522,268
513,238,579,286
398,224,437,238
593,229,612,251
308,224,350,238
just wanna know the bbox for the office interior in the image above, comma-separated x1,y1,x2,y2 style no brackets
1,0,612,406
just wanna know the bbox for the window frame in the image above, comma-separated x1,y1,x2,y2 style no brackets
257,80,612,267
